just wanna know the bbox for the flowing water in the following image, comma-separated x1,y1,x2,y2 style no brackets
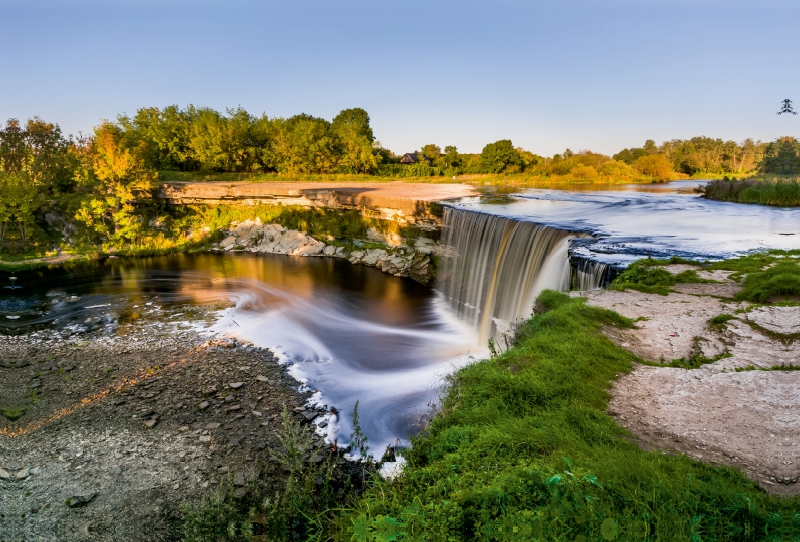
3,181,799,449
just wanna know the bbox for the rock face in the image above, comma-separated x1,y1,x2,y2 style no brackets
211,219,437,285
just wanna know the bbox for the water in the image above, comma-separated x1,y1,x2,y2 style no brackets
458,181,800,266
0,254,478,450
438,208,574,341
3,181,799,450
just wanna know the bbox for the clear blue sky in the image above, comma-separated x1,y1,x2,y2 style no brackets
3,0,799,155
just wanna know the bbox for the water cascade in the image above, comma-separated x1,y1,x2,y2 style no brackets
573,260,613,291
438,207,574,342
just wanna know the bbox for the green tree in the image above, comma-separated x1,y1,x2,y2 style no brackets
420,144,442,165
442,145,460,169
118,105,194,171
759,137,800,175
273,114,340,174
480,140,522,173
331,108,377,173
72,122,158,245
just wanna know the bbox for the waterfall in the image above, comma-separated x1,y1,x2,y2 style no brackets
574,261,611,291
438,207,574,342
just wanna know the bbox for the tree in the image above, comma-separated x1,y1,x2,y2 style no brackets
480,140,522,173
420,144,441,165
331,108,377,174
118,105,194,171
633,154,673,181
72,122,158,245
273,114,340,174
759,137,800,175
442,145,460,169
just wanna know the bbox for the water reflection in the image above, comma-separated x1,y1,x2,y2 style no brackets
0,254,477,450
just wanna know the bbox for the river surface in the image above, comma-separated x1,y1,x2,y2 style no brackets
0,254,475,451
462,180,800,265
2,181,799,451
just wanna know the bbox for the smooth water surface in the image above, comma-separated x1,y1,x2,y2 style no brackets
461,180,800,264
0,254,476,450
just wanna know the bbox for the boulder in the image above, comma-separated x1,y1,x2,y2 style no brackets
361,249,387,266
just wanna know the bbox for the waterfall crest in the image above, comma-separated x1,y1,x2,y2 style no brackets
438,207,574,341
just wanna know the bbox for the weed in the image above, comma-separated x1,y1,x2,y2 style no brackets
708,313,736,330
668,336,731,369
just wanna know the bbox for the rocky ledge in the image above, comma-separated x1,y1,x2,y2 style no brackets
210,219,445,286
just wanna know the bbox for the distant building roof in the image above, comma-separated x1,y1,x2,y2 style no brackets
400,152,430,164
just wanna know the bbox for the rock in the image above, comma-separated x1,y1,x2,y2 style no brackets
255,375,267,382
220,236,237,248
225,405,242,414
361,249,387,266
349,250,365,263
67,492,97,508
29,467,40,476
16,468,29,480
228,438,239,448
198,401,210,410
205,422,221,430
323,245,337,256
228,382,244,389
0,468,10,480
251,410,262,417
233,472,246,486
199,435,212,443
143,418,157,429
234,487,247,499
113,399,126,406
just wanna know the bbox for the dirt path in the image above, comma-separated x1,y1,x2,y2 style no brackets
0,317,331,541
573,266,800,495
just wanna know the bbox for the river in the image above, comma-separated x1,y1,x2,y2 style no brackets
2,181,798,451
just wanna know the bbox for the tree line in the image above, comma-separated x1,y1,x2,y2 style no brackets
0,106,798,255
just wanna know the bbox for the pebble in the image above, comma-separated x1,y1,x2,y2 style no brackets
67,492,97,508
229,382,244,389
143,419,157,429
198,401,210,410
16,468,29,480
199,436,212,443
251,411,262,417
256,375,268,382
0,469,9,480
205,422,221,430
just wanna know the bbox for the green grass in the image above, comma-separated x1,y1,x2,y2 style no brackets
701,178,800,206
609,256,711,295
341,291,792,541
708,313,737,331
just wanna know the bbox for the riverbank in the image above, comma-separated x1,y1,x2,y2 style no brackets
0,309,367,541
343,265,799,540
698,178,800,206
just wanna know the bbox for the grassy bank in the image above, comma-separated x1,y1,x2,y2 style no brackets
340,290,794,541
700,178,800,206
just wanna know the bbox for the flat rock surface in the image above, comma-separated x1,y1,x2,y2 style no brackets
573,273,800,495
